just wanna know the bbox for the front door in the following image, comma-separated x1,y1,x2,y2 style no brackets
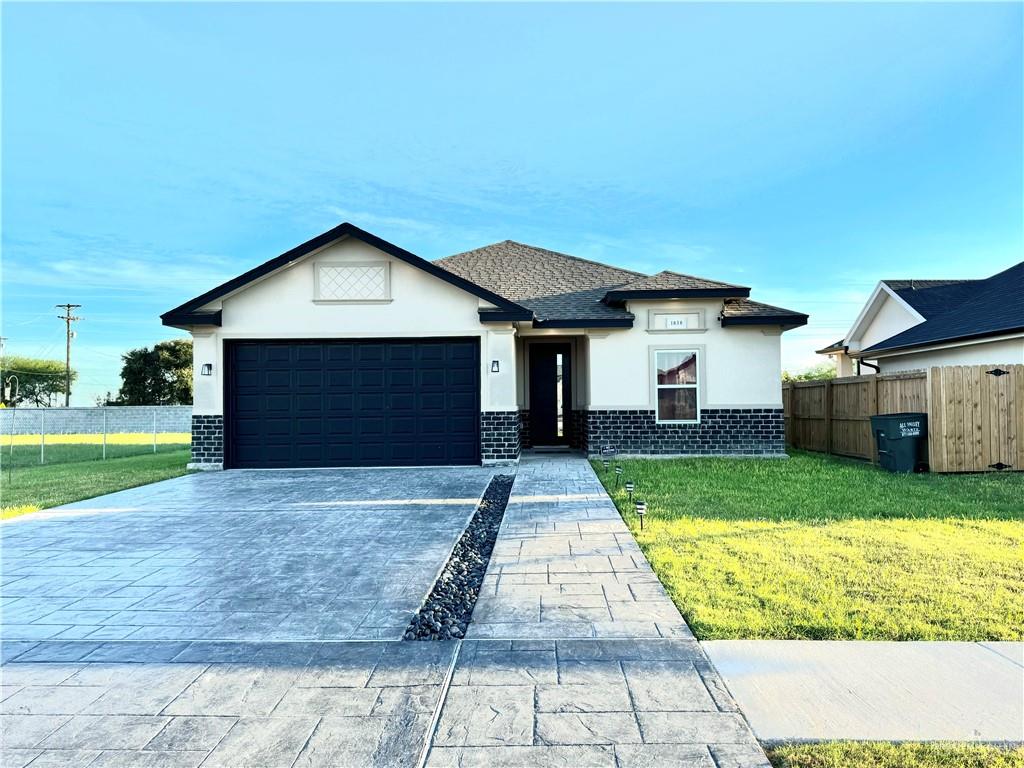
529,343,571,446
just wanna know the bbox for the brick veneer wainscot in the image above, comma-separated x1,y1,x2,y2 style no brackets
481,411,520,463
586,408,784,456
191,415,224,465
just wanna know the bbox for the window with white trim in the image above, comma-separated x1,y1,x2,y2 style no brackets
654,349,699,423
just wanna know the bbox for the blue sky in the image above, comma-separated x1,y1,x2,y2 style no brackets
3,2,1021,405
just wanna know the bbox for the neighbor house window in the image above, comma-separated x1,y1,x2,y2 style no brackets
654,349,699,423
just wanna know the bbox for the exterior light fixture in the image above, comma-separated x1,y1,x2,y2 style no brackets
602,459,610,471
491,360,500,373
614,465,623,487
625,481,635,502
200,364,213,376
635,500,647,530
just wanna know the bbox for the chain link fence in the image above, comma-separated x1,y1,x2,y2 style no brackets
1,406,192,469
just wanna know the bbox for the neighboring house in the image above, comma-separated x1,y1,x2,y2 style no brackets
818,262,1024,377
162,223,807,469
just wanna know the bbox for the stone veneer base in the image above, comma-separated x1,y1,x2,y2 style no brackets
586,408,785,457
191,414,225,468
480,411,521,463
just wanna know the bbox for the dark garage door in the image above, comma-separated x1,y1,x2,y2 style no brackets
226,339,480,468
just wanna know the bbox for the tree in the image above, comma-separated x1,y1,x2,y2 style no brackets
0,356,76,407
112,339,193,405
783,362,837,383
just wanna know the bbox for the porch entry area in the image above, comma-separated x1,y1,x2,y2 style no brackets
522,336,588,451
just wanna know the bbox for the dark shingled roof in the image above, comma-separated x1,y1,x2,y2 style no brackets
435,240,642,322
613,270,749,293
866,262,1024,353
881,279,981,319
721,298,809,326
436,240,806,326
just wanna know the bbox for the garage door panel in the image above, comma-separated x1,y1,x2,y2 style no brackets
358,369,385,388
448,392,476,411
327,416,355,434
419,369,446,388
228,339,479,467
265,395,292,412
265,370,291,388
296,370,322,387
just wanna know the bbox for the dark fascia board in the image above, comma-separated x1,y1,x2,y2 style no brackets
721,313,809,328
160,222,530,327
479,308,534,322
603,287,751,306
162,310,222,328
532,317,634,329
861,325,1024,355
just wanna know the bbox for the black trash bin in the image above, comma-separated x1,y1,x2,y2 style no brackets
870,413,928,473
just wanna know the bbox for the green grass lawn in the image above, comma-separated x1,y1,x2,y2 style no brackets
1,449,191,519
1,441,189,469
767,742,1024,768
594,452,1024,640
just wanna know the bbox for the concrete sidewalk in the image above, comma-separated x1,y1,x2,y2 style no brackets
704,640,1024,744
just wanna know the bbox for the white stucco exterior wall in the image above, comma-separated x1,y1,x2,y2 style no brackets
856,294,922,351
188,236,513,415
586,300,784,409
876,336,1024,374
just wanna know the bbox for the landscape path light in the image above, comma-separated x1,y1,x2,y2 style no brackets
625,480,635,503
635,499,647,531
614,465,623,487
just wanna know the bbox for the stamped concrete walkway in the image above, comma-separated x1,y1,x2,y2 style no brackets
2,456,770,767
470,455,692,640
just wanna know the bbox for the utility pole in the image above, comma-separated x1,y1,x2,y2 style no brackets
56,304,81,407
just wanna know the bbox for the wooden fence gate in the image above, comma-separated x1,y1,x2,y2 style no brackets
782,364,1023,472
927,364,1023,473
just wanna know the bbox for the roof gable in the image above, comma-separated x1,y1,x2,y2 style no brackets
844,281,925,350
162,223,532,327
865,261,1024,353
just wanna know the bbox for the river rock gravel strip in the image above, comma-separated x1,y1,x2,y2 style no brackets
404,475,515,641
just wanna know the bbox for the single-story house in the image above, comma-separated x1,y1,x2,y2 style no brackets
818,261,1024,376
162,223,807,469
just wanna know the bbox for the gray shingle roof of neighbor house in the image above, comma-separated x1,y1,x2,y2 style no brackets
881,278,981,319
436,240,804,327
864,261,1024,353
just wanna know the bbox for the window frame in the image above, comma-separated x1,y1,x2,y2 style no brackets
651,346,702,424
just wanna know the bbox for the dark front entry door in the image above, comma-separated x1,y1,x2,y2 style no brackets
529,343,571,446
225,338,480,468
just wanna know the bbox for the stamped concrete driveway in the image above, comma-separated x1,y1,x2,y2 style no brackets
1,466,495,643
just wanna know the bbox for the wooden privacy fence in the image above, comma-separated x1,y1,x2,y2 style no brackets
782,364,1023,472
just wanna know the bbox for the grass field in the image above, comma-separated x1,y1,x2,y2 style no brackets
594,452,1024,641
1,432,190,468
766,742,1024,768
1,449,191,519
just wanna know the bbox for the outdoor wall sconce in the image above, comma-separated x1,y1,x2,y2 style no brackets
200,364,213,376
490,360,500,373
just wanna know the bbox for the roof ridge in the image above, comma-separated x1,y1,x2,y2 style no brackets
502,240,647,277
437,239,646,279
